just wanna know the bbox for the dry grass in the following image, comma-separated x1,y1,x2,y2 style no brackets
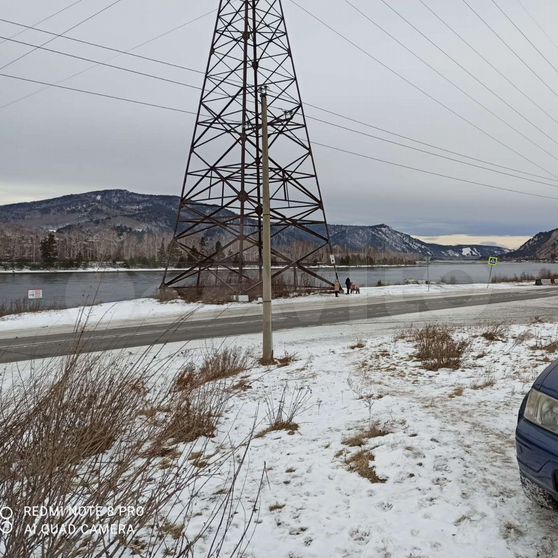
257,384,311,439
200,286,235,305
480,322,507,342
543,340,558,353
343,426,389,447
231,378,252,392
350,340,366,350
345,450,386,484
0,298,64,318
271,275,292,299
493,269,556,283
275,352,297,367
532,334,558,353
449,387,465,398
256,421,299,438
199,346,249,380
156,287,180,302
161,382,225,445
411,324,468,371
0,342,259,558
167,348,250,445
175,346,249,391
471,378,496,390
268,503,285,512
164,286,235,304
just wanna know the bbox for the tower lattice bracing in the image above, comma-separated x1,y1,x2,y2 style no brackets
163,0,334,296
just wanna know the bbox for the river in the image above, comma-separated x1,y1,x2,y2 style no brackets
0,262,556,309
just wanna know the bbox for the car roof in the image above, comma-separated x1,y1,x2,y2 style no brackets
534,359,558,399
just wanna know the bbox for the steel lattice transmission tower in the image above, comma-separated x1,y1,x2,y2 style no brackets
163,0,335,297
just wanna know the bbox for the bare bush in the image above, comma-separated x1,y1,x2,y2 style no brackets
176,347,249,391
480,322,507,342
412,324,468,371
275,351,297,368
156,287,181,302
0,345,258,558
343,426,389,447
471,377,496,390
492,269,556,283
162,286,235,305
160,381,226,446
532,332,558,353
0,298,63,318
257,384,311,438
199,347,249,382
271,275,291,298
200,286,235,305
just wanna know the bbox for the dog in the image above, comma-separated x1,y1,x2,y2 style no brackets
350,283,360,294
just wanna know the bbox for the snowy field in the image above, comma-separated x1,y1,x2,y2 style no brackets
184,316,557,558
0,282,539,334
1,297,556,557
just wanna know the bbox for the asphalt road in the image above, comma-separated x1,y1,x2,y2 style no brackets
0,288,555,364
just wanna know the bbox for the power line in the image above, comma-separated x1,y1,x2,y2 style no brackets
461,0,557,98
0,35,203,91
313,141,557,201
4,34,552,190
418,0,557,125
0,71,197,115
490,0,557,73
0,0,86,47
370,0,557,146
287,0,557,180
306,102,555,182
0,9,214,112
4,10,554,184
0,16,205,76
515,0,558,51
306,114,558,189
345,0,558,158
0,0,126,72
0,70,552,202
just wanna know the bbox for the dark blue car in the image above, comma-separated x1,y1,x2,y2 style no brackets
516,359,558,509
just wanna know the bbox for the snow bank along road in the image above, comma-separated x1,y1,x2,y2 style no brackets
0,286,555,363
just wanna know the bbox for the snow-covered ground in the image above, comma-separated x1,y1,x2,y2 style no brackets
1,298,556,557
0,282,540,334
186,313,557,557
190,312,557,557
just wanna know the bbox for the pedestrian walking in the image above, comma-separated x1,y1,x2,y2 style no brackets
334,278,341,297
345,277,351,295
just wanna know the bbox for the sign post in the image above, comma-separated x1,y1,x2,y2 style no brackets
487,257,498,287
426,255,431,292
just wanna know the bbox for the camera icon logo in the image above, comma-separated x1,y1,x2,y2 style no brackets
0,506,13,535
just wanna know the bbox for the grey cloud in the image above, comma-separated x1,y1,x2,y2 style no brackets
0,0,556,237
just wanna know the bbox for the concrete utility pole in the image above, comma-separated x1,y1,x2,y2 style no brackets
260,87,274,363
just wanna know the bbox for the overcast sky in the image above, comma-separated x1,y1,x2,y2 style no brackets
0,0,556,247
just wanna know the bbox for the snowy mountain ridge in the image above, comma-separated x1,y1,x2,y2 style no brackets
0,189,508,260
505,228,557,261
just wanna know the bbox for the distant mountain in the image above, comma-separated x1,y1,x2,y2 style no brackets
328,223,506,259
505,228,557,261
0,189,507,260
0,190,179,234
